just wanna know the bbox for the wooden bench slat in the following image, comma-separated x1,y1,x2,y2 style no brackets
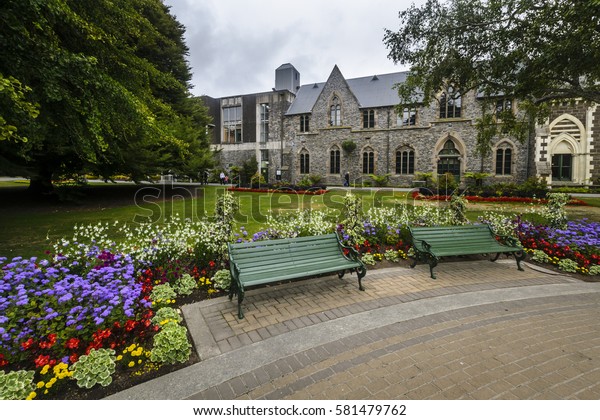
228,233,367,319
409,224,525,279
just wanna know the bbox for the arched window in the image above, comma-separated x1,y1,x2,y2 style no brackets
495,142,513,175
437,139,461,176
439,87,462,119
330,95,341,126
330,147,341,174
362,148,375,174
395,148,415,174
300,149,310,174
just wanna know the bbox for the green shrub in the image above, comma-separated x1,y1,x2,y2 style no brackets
71,348,116,389
173,273,197,296
436,172,458,194
384,249,400,263
589,265,600,275
361,253,376,266
558,258,579,273
150,283,177,307
531,250,550,264
0,370,36,400
150,322,191,365
151,307,183,326
212,269,232,290
368,173,390,187
341,140,357,154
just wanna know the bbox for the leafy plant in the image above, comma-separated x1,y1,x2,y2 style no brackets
545,193,569,229
558,258,579,273
150,322,191,365
0,370,36,400
531,250,550,264
341,140,357,154
70,348,116,389
173,273,197,296
368,173,390,187
212,269,232,291
151,307,183,326
150,283,177,307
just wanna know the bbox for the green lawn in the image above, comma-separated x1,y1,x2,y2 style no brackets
1,183,598,259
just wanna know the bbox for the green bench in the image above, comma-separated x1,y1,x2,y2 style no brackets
228,233,367,319
408,224,525,279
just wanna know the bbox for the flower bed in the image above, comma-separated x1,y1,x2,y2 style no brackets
413,193,588,206
227,186,327,195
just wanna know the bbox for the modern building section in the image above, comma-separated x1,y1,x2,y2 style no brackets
201,63,599,187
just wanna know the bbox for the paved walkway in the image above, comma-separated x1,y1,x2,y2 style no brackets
107,258,600,400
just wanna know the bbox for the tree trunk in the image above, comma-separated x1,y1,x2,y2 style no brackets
28,167,54,195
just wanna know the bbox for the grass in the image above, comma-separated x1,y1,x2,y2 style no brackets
1,182,599,259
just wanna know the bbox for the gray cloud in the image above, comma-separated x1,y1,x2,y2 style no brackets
163,0,422,97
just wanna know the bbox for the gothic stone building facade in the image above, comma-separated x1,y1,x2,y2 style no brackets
203,63,600,188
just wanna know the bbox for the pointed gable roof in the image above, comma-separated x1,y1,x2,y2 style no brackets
286,66,418,115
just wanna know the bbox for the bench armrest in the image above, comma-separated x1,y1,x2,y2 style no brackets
494,234,521,248
413,238,432,252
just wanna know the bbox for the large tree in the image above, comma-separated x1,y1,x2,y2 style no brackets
383,0,600,155
0,0,213,193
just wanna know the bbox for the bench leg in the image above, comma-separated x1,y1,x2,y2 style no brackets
356,266,367,291
338,270,345,279
237,289,245,319
514,250,526,271
428,258,438,279
490,252,501,262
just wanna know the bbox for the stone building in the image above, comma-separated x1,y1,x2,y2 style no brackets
203,63,599,188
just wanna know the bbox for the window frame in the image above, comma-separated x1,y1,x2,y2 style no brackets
330,147,341,174
397,106,417,127
362,150,375,174
439,87,462,119
300,151,310,174
362,109,375,129
395,149,415,174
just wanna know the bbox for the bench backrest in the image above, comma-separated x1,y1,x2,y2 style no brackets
228,233,343,269
409,224,497,246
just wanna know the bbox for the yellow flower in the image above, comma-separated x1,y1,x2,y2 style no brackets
45,382,53,389
138,359,142,364
128,361,135,368
40,365,50,375
37,381,45,389
26,391,37,400
116,355,123,361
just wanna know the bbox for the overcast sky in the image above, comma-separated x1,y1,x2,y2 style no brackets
162,0,425,98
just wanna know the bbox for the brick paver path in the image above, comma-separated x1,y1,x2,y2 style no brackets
107,258,600,400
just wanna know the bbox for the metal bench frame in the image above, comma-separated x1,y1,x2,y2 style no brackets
228,233,367,319
409,224,525,279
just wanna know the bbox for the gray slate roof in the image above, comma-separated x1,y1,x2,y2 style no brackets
286,71,419,115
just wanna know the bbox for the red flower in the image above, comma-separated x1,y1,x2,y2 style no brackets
65,338,81,350
20,338,34,350
69,353,79,364
34,354,51,368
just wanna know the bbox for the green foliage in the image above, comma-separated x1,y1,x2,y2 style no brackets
212,269,232,291
436,172,458,193
383,0,600,140
0,370,36,400
464,172,490,187
341,140,357,154
341,192,365,245
384,249,401,263
0,0,213,190
532,250,550,264
360,253,376,266
590,265,600,276
173,273,197,296
150,283,177,307
71,348,116,389
241,156,259,185
545,193,569,229
151,307,183,326
449,194,468,225
150,322,191,365
558,258,579,273
250,172,266,186
368,173,391,187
